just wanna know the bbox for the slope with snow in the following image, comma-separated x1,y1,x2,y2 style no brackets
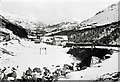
68,2,120,44
0,14,28,38
46,21,80,33
45,3,119,36
1,13,46,31
80,3,118,26
0,15,24,40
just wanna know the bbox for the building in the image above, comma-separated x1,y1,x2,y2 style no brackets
41,36,53,45
41,35,68,46
52,35,68,46
28,35,37,41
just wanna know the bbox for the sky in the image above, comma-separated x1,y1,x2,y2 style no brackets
0,0,119,24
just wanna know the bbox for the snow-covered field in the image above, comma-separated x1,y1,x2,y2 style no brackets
0,39,77,78
0,39,119,80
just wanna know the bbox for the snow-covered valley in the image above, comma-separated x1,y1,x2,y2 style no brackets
0,1,120,81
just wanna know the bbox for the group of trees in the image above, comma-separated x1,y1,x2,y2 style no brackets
69,21,119,44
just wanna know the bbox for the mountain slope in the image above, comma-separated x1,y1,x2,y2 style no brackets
2,13,46,31
71,21,120,44
0,15,28,38
46,21,80,33
73,2,120,44
46,2,120,45
80,3,118,26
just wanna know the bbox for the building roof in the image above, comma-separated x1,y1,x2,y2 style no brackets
54,35,68,41
28,35,37,39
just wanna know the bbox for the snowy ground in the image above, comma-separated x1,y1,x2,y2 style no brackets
58,47,119,80
0,39,77,78
0,39,119,80
65,51,118,80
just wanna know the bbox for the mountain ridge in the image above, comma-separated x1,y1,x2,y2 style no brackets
45,2,120,45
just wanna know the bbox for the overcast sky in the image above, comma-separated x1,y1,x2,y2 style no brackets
0,0,119,24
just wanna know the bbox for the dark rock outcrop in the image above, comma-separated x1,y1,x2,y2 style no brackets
67,48,112,69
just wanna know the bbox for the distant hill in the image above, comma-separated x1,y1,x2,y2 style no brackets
45,21,80,33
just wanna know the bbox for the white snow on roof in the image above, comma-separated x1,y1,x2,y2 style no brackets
54,35,68,41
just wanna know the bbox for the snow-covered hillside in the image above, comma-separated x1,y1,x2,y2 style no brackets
64,2,120,44
0,14,28,38
46,21,80,33
0,15,25,40
0,27,17,40
80,3,118,26
1,13,46,31
46,2,119,34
